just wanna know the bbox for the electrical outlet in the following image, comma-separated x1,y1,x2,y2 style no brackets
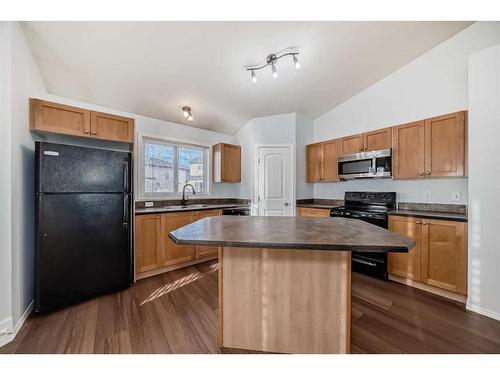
424,192,432,202
145,201,154,207
451,192,461,202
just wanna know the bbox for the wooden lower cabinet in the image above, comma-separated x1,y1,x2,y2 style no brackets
421,219,467,295
135,209,221,279
388,216,422,281
135,214,162,274
388,215,467,296
193,210,221,259
297,207,331,217
162,212,196,267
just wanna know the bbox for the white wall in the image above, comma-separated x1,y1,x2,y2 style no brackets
467,42,500,320
0,22,13,342
295,113,314,199
10,22,47,328
313,22,500,204
234,113,296,206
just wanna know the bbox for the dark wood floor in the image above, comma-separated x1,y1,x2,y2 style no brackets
2,259,500,354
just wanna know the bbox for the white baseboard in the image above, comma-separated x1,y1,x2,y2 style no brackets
466,303,500,321
0,300,33,348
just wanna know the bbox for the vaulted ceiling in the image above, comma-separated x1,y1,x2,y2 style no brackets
23,21,472,134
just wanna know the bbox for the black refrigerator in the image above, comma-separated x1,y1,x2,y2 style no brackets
35,142,133,312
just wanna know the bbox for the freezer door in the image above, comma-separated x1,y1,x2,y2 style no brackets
35,193,132,312
36,142,132,193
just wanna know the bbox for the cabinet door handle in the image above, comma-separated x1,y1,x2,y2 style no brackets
425,171,431,175
419,171,424,176
91,131,97,135
416,220,421,224
84,130,89,134
422,221,427,225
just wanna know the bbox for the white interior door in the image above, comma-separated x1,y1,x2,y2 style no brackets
257,146,293,216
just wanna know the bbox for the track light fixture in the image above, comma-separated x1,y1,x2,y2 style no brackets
246,49,300,83
182,106,194,121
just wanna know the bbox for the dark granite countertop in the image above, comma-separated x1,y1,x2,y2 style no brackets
388,210,468,222
135,204,249,215
169,216,415,253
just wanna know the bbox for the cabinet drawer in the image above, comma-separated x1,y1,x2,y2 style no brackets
297,207,331,217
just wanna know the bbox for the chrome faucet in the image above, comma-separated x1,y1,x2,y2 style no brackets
181,183,196,206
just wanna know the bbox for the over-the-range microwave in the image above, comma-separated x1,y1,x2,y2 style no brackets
338,148,392,180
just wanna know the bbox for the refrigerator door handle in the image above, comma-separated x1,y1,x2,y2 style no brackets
123,194,129,230
123,161,129,192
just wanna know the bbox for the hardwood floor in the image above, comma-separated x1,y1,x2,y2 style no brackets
2,259,500,354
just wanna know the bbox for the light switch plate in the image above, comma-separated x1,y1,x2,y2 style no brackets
424,192,432,202
144,201,154,207
451,192,461,202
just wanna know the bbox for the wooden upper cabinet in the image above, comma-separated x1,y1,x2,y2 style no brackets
135,214,162,274
193,209,221,259
30,98,135,143
90,111,134,143
213,143,241,183
363,127,392,152
424,111,466,178
305,139,340,183
421,219,467,295
322,140,339,182
30,98,91,137
388,216,422,281
306,142,324,182
339,134,364,155
393,121,425,179
162,212,195,267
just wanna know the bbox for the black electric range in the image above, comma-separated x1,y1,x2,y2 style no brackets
330,191,396,280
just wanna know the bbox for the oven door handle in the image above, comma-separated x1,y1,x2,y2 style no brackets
352,258,377,267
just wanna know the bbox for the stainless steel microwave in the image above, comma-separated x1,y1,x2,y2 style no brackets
338,149,392,180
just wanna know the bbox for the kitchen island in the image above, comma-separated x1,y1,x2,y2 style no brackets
169,216,415,354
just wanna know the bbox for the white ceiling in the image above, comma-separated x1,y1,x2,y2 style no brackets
23,21,472,135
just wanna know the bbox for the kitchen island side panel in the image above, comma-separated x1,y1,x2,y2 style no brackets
219,247,351,354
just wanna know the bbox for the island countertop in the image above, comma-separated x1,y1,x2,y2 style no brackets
169,216,415,252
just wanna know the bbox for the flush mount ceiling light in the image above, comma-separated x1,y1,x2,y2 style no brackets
246,49,300,83
182,106,194,121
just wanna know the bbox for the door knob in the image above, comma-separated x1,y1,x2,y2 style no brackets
419,171,424,176
284,202,290,206
84,130,89,134
425,171,431,175
91,131,97,135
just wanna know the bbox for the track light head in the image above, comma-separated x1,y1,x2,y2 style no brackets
251,70,257,83
293,54,300,69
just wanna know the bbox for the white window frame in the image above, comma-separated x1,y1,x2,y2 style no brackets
137,134,210,200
